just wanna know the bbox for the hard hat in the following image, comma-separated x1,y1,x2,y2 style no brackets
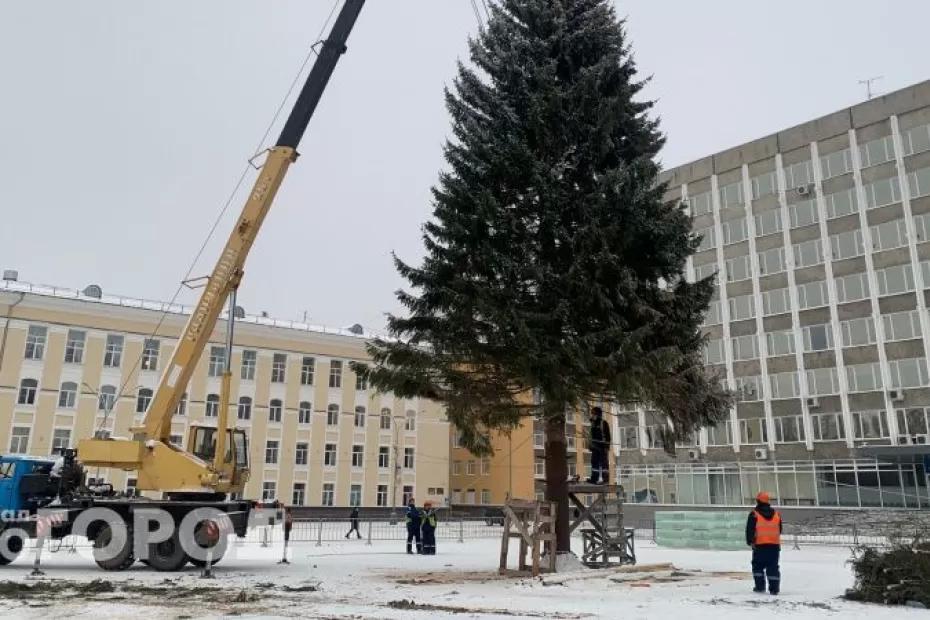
756,491,770,503
424,500,433,507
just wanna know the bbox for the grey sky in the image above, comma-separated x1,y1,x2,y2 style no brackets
2,1,928,333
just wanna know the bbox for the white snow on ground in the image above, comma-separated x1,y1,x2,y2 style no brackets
0,534,922,619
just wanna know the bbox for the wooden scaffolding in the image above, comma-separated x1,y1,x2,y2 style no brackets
499,498,557,577
568,483,636,567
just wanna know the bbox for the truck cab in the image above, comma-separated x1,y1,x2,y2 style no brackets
0,455,57,514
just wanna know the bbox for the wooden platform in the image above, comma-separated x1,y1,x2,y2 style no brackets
567,486,635,567
567,483,622,495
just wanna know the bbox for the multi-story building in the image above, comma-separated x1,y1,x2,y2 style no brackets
613,80,930,509
0,275,449,507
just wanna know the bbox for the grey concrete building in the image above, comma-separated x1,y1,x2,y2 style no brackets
615,80,930,509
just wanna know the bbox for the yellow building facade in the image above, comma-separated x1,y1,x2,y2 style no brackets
0,277,449,507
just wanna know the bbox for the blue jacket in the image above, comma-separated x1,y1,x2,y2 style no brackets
405,504,422,528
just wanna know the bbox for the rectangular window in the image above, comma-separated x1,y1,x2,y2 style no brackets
719,181,743,209
261,482,276,502
324,443,337,467
806,367,839,395
240,350,256,380
24,325,47,361
300,356,315,385
378,447,390,468
863,176,902,209
693,262,717,281
103,334,123,368
811,413,846,441
405,410,416,432
739,417,768,445
820,147,853,180
792,239,823,268
208,346,226,377
295,442,308,466
757,247,786,275
404,447,415,469
618,426,639,449
889,358,930,388
292,483,306,506
376,485,388,507
64,329,85,364
751,171,777,200
762,287,791,315
876,263,915,296
696,227,716,252
725,255,751,282
766,330,795,356
734,375,763,401
271,353,287,383
268,399,282,423
902,124,930,156
754,209,783,237
352,445,364,468
481,489,492,505
141,339,160,372
298,402,312,424
731,334,759,361
58,382,77,409
264,440,278,464
852,410,888,440
18,379,38,406
907,167,930,199
51,428,71,454
914,213,930,243
327,404,339,426
728,294,755,321
769,372,800,399
380,409,392,430
784,160,814,189
350,484,362,507
789,199,818,229
721,218,748,245
706,421,732,446
858,135,895,168
703,339,724,365
356,373,368,391
466,460,476,475
9,427,29,454
829,229,864,261
882,310,922,342
846,362,883,392
797,280,828,310
802,323,834,352
205,394,219,418
136,388,153,413
835,272,870,303
687,191,712,216
773,416,806,443
329,360,342,388
534,459,545,477
354,406,366,427
703,300,721,326
824,187,859,220
870,218,908,252
321,483,334,507
840,316,876,347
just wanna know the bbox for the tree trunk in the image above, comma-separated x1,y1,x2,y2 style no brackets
544,414,570,553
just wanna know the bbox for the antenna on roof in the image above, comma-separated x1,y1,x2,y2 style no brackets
858,76,883,100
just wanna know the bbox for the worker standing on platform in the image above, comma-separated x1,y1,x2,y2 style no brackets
746,491,782,595
421,500,438,555
405,497,423,554
587,406,612,484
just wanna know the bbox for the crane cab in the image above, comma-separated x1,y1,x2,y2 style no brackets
187,425,250,492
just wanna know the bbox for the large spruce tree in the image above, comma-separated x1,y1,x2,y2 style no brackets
357,0,730,553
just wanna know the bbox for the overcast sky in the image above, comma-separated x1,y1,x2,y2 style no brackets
2,1,928,333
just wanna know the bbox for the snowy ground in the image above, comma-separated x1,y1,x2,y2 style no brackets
0,534,921,619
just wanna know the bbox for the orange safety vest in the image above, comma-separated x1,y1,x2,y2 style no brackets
753,510,781,545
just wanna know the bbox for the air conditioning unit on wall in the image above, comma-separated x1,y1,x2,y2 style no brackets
687,449,700,461
796,183,814,196
889,389,905,402
753,447,769,460
806,396,820,408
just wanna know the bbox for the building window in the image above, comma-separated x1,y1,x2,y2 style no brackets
141,339,160,371
18,378,38,406
619,426,639,449
739,417,768,445
57,381,77,409
534,459,545,478
350,484,362,507
174,392,187,416
718,180,744,209
851,410,888,440
705,421,732,446
356,373,368,391
883,310,922,342
802,324,833,352
762,288,790,315
750,171,777,200
806,367,840,395
64,329,85,364
24,325,47,360
730,334,759,361
693,262,717,282
324,443,337,467
9,427,30,454
237,396,252,420
792,239,823,268
871,218,908,252
721,217,748,245
300,356,315,385
404,447,415,469
98,385,117,412
696,226,716,251
754,209,783,237
797,280,828,310
327,404,339,426
773,415,805,443
835,272,870,304
876,264,915,296
481,458,490,475
477,489,490,505
766,330,795,357
321,483,334,507
465,460,476,475
262,481,276,502
829,229,864,261
271,353,287,383
329,360,342,388
51,428,71,454
205,393,219,417
452,460,462,475
298,401,312,424
734,375,763,401
380,408,392,430
126,478,137,494
757,247,786,275
352,445,364,468
728,294,755,321
784,159,814,188
811,413,846,441
241,350,256,380
789,199,818,229
858,135,895,169
703,300,721,326
889,358,930,388
208,346,226,377
820,147,853,180
264,398,281,423
405,409,416,432
265,440,279,464
687,191,712,216
292,483,306,506
725,255,751,282
769,372,800,399
909,167,930,199
376,485,388,507
533,430,544,449
135,387,152,413
378,447,390,469
103,334,124,368
824,187,859,220
846,362,883,392
295,442,308,466
863,176,902,209
902,124,930,156
354,406,366,427
702,339,724,365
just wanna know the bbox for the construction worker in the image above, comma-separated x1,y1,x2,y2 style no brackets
405,497,423,554
421,500,438,555
586,406,612,484
746,491,782,595
345,505,362,539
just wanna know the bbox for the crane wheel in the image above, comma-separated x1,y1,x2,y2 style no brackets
146,530,188,572
0,529,24,566
93,521,134,571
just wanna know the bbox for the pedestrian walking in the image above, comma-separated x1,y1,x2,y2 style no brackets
421,501,437,555
586,406,611,484
746,491,782,595
345,506,362,539
405,497,423,554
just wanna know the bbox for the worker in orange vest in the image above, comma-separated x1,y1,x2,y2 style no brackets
745,491,782,595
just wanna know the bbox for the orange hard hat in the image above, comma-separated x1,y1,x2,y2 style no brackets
756,491,770,503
